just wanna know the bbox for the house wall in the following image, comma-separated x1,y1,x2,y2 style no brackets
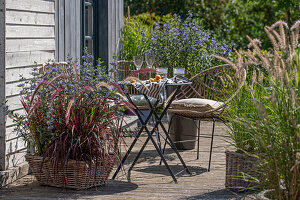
0,0,6,172
4,0,55,170
54,0,123,68
0,0,123,186
108,0,123,67
97,0,123,68
55,0,81,61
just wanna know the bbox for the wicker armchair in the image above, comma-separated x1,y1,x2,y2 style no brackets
166,64,246,171
113,60,158,81
113,60,136,81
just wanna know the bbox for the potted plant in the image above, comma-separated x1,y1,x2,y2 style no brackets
224,85,261,191
215,20,299,199
9,55,133,189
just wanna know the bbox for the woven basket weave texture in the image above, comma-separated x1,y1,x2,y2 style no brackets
26,155,115,190
225,150,258,190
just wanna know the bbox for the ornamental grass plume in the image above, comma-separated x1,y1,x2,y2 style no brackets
217,21,299,199
8,53,134,184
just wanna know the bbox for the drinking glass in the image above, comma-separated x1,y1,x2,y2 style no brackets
133,55,143,70
157,67,168,78
145,54,155,68
173,68,185,77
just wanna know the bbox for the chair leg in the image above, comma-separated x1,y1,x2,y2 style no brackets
159,114,175,165
152,113,162,152
208,119,216,172
197,120,201,159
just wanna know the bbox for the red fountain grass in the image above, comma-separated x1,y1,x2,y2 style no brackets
10,70,134,184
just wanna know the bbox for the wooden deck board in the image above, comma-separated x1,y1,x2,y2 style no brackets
0,122,252,200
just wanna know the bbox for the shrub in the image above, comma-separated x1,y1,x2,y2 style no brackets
8,54,133,170
125,0,299,49
120,13,172,61
226,86,262,154
120,14,153,61
140,14,233,77
218,20,300,199
124,0,188,17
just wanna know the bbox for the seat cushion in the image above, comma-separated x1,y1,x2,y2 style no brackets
130,95,157,107
171,98,224,113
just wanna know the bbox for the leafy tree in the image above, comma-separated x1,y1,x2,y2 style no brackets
125,0,300,49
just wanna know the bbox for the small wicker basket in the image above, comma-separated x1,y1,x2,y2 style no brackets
225,150,259,190
26,154,115,190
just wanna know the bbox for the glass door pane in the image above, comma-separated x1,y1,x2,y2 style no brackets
83,0,94,55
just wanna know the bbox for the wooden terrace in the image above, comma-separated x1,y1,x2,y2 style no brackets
0,121,253,200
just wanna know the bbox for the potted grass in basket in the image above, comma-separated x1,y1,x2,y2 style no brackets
223,85,262,191
215,20,300,199
8,55,133,190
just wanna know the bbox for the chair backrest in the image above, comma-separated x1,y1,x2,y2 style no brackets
114,60,158,81
177,64,246,105
114,60,136,81
113,60,159,95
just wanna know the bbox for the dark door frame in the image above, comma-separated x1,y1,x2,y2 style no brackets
81,0,109,69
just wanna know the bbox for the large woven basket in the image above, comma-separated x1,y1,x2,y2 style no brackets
26,154,115,190
225,150,259,190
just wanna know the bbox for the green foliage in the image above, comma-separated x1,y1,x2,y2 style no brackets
120,14,152,61
226,86,261,154
8,53,131,162
121,13,233,77
120,13,172,61
194,0,299,49
247,63,299,200
223,21,300,199
125,0,189,17
125,0,299,49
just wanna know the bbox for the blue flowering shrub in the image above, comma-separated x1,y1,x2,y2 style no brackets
19,52,112,97
121,13,233,77
120,13,175,61
7,51,125,155
140,14,233,77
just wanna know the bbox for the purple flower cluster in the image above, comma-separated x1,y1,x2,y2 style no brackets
13,49,120,132
139,13,233,75
17,49,115,99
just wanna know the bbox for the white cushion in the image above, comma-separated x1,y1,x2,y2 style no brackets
171,98,223,112
130,95,157,106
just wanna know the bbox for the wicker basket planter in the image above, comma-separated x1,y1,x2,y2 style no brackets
225,150,259,190
26,154,115,190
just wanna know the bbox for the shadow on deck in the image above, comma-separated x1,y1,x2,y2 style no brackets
0,121,253,200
